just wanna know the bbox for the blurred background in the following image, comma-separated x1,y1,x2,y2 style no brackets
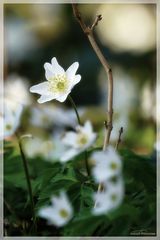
3,3,157,158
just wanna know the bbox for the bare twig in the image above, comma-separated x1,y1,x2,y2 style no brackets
115,127,123,150
90,14,102,30
72,4,113,150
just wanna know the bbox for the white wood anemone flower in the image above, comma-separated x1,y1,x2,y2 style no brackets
1,99,23,139
60,120,97,162
38,191,73,227
30,57,81,103
92,178,124,216
91,146,122,183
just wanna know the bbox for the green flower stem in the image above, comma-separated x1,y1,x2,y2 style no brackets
68,95,90,176
68,94,81,125
16,135,37,232
84,150,90,177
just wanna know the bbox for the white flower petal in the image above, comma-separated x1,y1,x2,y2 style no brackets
60,148,80,162
56,93,70,103
83,120,93,134
74,74,81,84
62,132,77,147
30,82,49,95
66,62,79,79
92,165,115,183
91,151,107,164
51,57,65,75
37,94,55,104
38,206,55,220
44,63,55,80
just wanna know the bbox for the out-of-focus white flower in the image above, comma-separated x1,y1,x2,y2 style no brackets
23,137,54,159
24,133,66,161
30,107,54,128
30,105,85,129
91,146,122,183
110,114,128,142
5,74,31,106
141,82,155,119
92,179,124,216
38,191,73,227
97,4,156,53
1,99,23,139
30,57,81,103
99,66,137,116
60,121,97,162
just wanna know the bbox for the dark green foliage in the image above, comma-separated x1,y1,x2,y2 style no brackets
4,142,156,236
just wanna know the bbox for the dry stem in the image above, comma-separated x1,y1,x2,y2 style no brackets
72,4,113,150
115,127,123,150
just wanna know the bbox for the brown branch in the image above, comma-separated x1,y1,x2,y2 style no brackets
115,127,123,150
90,14,102,30
72,4,113,150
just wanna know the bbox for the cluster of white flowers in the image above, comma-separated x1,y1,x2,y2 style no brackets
29,57,124,226
90,146,124,215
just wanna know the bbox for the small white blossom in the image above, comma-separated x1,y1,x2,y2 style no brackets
93,178,124,216
24,134,66,161
1,99,23,139
60,121,97,162
38,191,73,227
91,146,122,183
24,137,51,159
30,57,81,103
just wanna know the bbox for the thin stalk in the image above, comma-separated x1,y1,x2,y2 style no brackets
68,95,90,176
84,150,90,176
16,135,37,231
68,94,81,125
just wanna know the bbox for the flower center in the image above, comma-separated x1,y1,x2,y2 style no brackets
111,193,117,202
59,208,69,219
77,133,88,147
5,124,12,130
48,74,69,94
110,162,118,170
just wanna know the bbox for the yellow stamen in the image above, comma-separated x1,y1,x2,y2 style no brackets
59,208,69,218
111,193,117,202
5,124,12,130
48,74,69,94
110,162,118,170
77,133,88,146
